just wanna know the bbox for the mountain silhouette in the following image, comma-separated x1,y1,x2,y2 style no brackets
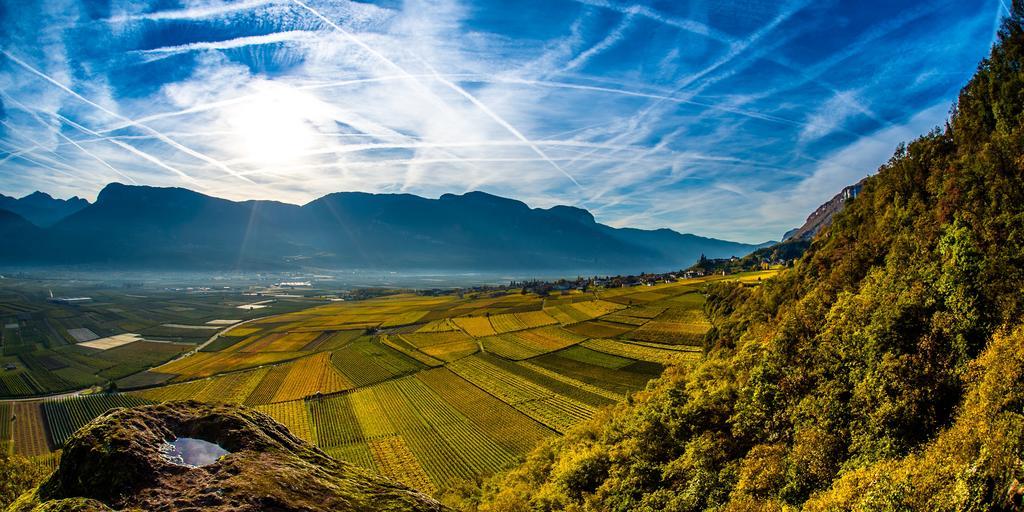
0,183,762,272
0,191,88,227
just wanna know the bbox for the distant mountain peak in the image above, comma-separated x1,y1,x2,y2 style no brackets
545,205,595,225
0,190,89,227
0,183,763,272
440,190,530,210
22,190,54,200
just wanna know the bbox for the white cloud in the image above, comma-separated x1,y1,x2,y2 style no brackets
0,0,1000,243
798,89,867,143
784,102,950,222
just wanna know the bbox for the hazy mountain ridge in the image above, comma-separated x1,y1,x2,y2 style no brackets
0,184,762,272
0,192,89,228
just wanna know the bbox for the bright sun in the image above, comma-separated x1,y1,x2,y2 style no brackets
224,84,323,166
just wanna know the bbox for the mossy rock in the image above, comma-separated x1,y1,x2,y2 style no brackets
8,401,448,512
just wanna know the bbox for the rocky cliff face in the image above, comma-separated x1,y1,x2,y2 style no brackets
8,401,448,512
783,178,866,242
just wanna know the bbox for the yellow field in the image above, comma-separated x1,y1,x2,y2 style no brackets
237,331,320,352
399,331,473,348
8,272,778,495
416,319,459,333
420,340,479,362
369,436,436,493
272,352,354,402
156,351,304,380
192,368,269,403
514,310,558,328
380,311,428,328
452,316,496,337
132,379,210,402
381,335,445,367
255,400,316,443
12,403,49,457
224,326,260,337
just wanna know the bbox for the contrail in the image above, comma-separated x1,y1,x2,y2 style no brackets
0,50,252,184
95,74,426,134
133,30,318,63
490,78,803,127
0,131,249,159
5,153,80,180
0,119,79,169
289,0,581,188
0,92,137,184
105,0,277,23
98,71,801,137
49,111,201,185
561,0,809,168
217,155,671,179
418,58,582,187
565,12,636,71
570,0,733,44
0,135,82,179
218,139,651,165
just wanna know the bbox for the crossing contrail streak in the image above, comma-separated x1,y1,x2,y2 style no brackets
417,58,582,188
289,0,581,188
0,135,81,179
216,155,676,178
96,72,801,141
105,0,277,23
0,50,252,184
0,92,137,184
489,78,803,127
565,12,636,71
0,120,81,170
218,139,652,165
50,111,200,185
96,75,430,133
133,30,318,63
560,0,809,169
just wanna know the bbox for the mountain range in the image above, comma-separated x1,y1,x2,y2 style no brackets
0,183,767,272
0,191,88,228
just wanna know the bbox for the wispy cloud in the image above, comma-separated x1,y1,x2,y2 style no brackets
105,0,281,23
133,31,320,63
0,0,1003,242
564,12,635,71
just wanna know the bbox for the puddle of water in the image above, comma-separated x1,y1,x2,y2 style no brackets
160,437,230,467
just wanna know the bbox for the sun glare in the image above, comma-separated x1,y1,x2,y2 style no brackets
224,84,323,166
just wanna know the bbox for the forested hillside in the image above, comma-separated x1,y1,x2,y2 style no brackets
467,5,1024,511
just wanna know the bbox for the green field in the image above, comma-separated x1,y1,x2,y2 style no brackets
0,271,776,492
0,278,322,397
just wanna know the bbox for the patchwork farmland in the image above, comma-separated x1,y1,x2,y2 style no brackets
0,272,776,492
0,279,322,398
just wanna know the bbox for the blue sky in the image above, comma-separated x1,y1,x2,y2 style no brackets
0,0,1006,242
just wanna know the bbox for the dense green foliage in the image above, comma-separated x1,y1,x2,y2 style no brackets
467,6,1024,511
688,239,809,275
0,454,49,510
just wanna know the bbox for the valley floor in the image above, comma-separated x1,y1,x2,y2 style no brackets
0,271,777,493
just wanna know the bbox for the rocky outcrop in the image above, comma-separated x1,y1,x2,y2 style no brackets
783,178,866,242
8,401,448,512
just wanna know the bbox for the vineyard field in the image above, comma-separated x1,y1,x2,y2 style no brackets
0,271,777,494
12,403,49,457
43,394,153,447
